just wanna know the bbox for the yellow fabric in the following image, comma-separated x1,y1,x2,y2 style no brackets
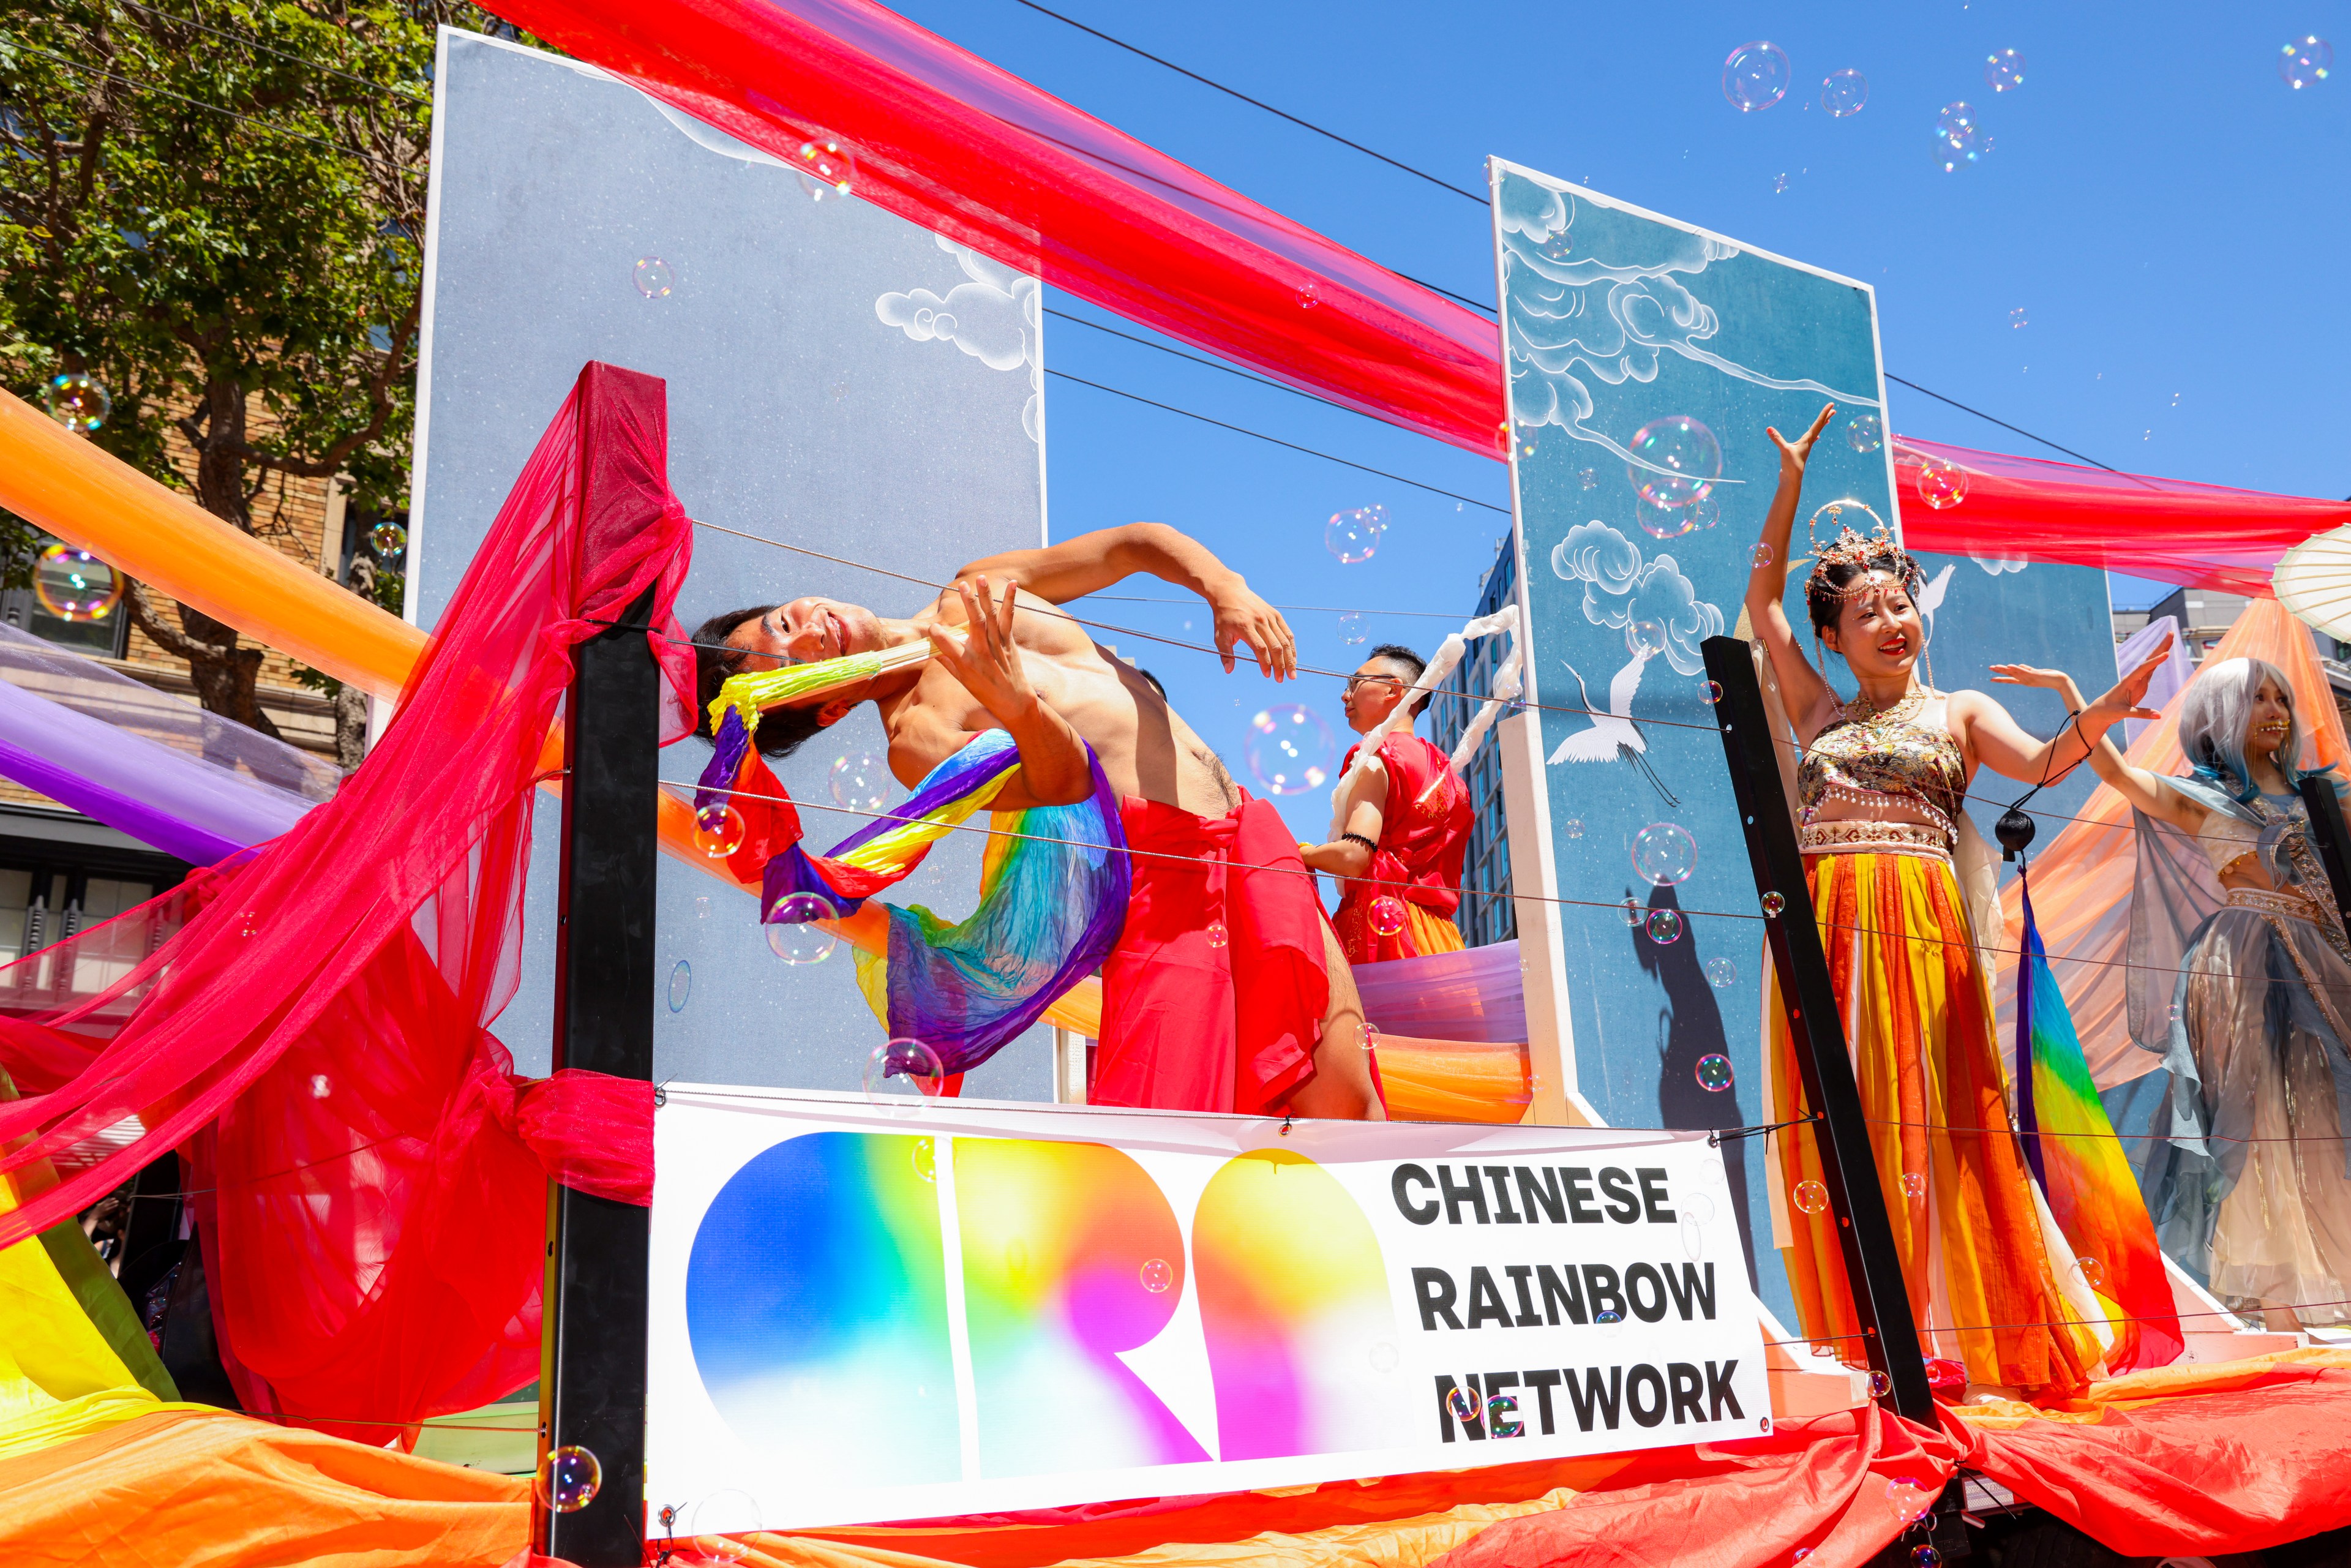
1949,1346,2351,1428
1400,904,1464,959
0,1077,194,1462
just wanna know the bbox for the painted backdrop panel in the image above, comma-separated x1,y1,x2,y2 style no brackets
1491,159,2114,1327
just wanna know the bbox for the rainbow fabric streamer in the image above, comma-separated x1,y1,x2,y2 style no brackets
2013,876,2183,1371
696,672,1128,1076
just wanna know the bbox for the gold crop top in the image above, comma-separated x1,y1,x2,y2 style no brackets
1796,699,1968,851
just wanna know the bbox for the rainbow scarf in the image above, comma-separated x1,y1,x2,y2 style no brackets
694,671,1128,1076
2013,875,2182,1370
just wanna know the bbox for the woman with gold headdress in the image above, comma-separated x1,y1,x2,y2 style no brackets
1744,405,2171,1397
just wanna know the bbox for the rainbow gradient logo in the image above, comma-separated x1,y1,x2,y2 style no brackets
683,1133,1405,1483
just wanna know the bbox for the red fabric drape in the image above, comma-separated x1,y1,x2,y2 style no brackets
1894,438,2351,596
0,361,688,1434
480,1,2351,592
481,0,1505,459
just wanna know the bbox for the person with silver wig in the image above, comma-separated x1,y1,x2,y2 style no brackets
2003,654,2351,1329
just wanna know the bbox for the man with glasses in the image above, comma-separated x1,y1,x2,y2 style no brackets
1301,645,1473,965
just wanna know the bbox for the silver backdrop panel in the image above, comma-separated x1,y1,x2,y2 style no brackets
413,30,1049,1094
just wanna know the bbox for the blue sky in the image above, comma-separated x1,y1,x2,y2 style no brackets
888,0,2350,842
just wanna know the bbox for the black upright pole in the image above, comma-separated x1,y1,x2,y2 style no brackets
537,369,666,1564
2297,775,2351,926
1699,635,1933,1424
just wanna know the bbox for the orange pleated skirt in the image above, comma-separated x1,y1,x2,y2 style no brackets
1771,850,2102,1397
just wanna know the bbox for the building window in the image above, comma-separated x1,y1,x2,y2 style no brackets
0,842,186,1016
2,535,131,659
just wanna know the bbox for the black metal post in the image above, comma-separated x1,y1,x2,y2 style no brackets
1700,634,1933,1424
536,376,664,1568
2297,775,2351,925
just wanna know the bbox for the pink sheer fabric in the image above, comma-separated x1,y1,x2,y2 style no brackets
486,0,2351,588
0,362,689,1433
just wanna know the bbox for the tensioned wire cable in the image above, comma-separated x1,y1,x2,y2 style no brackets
673,777,2348,997
74,4,2141,470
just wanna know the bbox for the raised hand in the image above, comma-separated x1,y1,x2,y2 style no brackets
927,574,1041,727
1213,582,1297,681
2082,642,2174,735
1989,664,2085,701
1765,403,1838,476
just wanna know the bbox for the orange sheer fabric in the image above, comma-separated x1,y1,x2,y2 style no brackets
1991,598,2351,1089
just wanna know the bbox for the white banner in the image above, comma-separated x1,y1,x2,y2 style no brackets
646,1088,1769,1537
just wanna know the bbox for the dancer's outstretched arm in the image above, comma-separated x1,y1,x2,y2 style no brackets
956,522,1296,679
1744,403,1840,737
1987,653,2203,831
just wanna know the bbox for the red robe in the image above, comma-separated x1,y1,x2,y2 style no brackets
1092,793,1330,1114
1329,733,1473,966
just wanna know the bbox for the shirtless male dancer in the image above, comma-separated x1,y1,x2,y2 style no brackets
694,522,1382,1120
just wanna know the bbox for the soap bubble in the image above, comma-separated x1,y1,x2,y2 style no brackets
1903,1171,1927,1200
2075,1255,2107,1290
829,751,894,814
44,372,110,432
368,520,408,557
1632,822,1698,886
1625,414,1722,509
667,959,692,1014
1325,505,1387,564
693,803,746,859
1705,956,1737,989
1369,1341,1400,1373
1700,680,1723,704
1884,1476,1935,1525
912,1138,936,1182
534,1445,601,1513
1207,920,1228,949
1916,457,1970,510
1140,1257,1174,1293
1645,908,1682,945
1722,41,1791,111
1684,1192,1716,1223
1695,1053,1734,1092
1750,542,1775,568
1931,102,1988,171
1594,1307,1624,1335
2009,307,2028,329
309,1073,331,1098
1297,280,1321,309
32,545,121,621
1761,891,1786,917
1368,896,1409,937
1627,618,1668,656
1445,1386,1479,1424
1869,1369,1892,1398
795,138,855,198
1565,819,1586,840
686,1491,762,1561
1771,172,1791,195
1983,48,2026,91
1486,1394,1524,1438
2165,999,2184,1024
1821,69,1868,116
2280,36,2333,89
1846,413,1883,454
1578,466,1598,490
1337,612,1367,645
1912,1548,1942,1568
766,890,839,966
863,1036,945,1105
632,256,674,298
1244,704,1335,795
1621,898,1643,928
1792,1179,1829,1214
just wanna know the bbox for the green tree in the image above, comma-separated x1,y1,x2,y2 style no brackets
0,1,508,738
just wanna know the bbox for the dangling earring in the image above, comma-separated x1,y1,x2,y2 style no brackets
1922,644,1937,694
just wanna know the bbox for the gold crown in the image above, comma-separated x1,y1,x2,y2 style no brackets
1804,503,1913,599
